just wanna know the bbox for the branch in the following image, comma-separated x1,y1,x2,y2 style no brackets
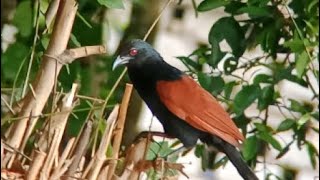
83,105,119,180
107,84,133,180
3,0,78,169
26,150,47,180
64,119,93,180
44,45,106,65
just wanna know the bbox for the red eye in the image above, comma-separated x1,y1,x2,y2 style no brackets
129,49,138,56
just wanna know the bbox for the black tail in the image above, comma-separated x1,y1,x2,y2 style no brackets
202,135,259,180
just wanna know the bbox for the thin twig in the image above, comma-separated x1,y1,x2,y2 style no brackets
142,0,174,41
22,0,41,97
1,96,15,115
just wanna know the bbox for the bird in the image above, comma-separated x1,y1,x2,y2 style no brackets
112,39,258,180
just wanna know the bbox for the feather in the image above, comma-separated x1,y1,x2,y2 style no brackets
156,75,244,147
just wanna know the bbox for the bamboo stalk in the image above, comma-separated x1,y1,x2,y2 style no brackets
107,84,133,180
26,150,47,180
64,119,93,180
97,165,109,180
84,105,119,180
3,0,78,168
50,137,75,179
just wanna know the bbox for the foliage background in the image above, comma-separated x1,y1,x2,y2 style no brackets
1,0,319,179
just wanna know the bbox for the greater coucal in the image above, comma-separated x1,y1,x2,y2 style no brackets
113,39,258,180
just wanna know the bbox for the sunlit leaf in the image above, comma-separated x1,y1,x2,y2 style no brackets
297,113,311,129
295,51,309,78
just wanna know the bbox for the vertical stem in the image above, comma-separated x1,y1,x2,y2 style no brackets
107,84,133,180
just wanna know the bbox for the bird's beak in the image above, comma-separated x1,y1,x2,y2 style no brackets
112,56,132,70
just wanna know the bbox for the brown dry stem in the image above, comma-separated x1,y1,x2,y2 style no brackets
84,105,119,180
50,137,75,179
107,84,133,180
3,0,78,168
64,119,93,180
26,150,47,180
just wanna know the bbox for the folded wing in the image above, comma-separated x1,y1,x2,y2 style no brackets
156,75,244,147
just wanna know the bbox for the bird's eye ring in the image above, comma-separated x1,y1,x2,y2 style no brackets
129,49,138,56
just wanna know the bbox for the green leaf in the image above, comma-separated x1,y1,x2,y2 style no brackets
258,132,282,151
208,38,226,68
209,17,246,58
273,64,308,87
248,0,269,6
297,113,311,129
233,85,261,115
177,56,201,71
1,43,29,82
198,72,212,91
277,119,296,132
195,144,205,158
290,99,305,113
311,112,319,120
41,34,50,49
295,51,309,78
238,6,272,18
283,39,305,53
97,0,124,9
224,1,246,15
242,136,258,161
254,123,273,133
107,143,113,157
224,81,237,99
213,156,228,169
306,141,319,169
198,73,225,95
307,0,319,13
253,74,273,84
258,85,274,111
276,141,293,159
146,141,174,161
223,57,238,75
13,0,33,37
197,0,229,12
195,144,209,170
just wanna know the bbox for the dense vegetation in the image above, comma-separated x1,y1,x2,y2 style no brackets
1,0,318,179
